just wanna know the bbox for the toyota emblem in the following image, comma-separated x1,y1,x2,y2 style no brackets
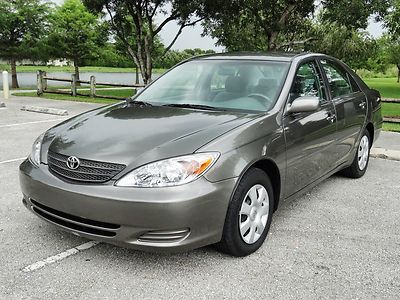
66,156,80,170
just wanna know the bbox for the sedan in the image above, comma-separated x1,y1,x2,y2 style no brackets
19,52,382,256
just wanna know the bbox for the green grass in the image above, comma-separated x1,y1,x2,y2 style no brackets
363,78,400,133
0,64,166,74
382,103,400,117
12,90,129,104
363,77,400,99
357,66,399,79
77,88,135,98
383,122,400,132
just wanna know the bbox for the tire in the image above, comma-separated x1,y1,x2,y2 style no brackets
341,130,371,178
215,168,274,257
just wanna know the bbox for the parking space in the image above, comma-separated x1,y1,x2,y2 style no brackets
1,96,399,299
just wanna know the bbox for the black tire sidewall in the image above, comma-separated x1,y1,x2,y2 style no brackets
221,168,274,256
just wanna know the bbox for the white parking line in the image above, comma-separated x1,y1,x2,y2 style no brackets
0,157,26,165
0,119,65,128
21,241,99,273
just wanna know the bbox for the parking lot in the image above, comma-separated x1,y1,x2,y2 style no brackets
1,96,399,299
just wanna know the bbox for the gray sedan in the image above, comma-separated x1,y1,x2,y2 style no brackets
19,52,382,256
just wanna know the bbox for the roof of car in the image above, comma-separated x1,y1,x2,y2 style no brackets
192,52,316,62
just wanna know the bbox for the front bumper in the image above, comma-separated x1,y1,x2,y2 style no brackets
19,159,237,252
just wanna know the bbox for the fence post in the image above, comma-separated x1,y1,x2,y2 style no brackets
2,71,9,100
90,75,96,98
37,71,44,96
1,71,8,107
71,74,77,97
43,71,47,91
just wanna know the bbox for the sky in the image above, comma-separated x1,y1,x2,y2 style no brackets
51,0,384,51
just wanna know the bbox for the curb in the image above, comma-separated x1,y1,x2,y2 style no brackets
370,148,400,162
21,105,68,116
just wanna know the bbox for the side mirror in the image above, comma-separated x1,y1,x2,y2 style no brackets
136,87,144,95
287,96,320,114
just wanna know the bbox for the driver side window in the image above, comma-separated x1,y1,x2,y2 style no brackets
290,61,327,104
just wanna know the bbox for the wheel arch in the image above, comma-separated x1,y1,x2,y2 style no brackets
251,159,281,211
231,158,282,212
366,122,374,148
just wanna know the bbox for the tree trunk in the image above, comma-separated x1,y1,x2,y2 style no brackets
135,66,139,85
10,58,19,89
397,64,400,83
74,60,81,87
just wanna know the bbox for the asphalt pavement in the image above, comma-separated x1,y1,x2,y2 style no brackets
1,96,399,299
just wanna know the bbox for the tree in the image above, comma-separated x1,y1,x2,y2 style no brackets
321,0,390,30
47,0,106,84
387,41,400,83
201,0,315,51
384,0,400,82
83,0,204,84
306,20,377,71
153,48,215,68
0,0,50,88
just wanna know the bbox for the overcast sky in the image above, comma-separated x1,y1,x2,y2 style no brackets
51,0,384,51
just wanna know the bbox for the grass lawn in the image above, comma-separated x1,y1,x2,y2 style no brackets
382,103,400,117
0,64,166,74
363,77,400,133
78,88,135,98
363,78,400,99
12,90,130,104
383,123,400,132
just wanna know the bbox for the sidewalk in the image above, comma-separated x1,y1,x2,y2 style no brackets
371,131,400,161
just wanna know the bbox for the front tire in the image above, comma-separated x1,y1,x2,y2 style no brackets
216,168,274,257
341,130,371,178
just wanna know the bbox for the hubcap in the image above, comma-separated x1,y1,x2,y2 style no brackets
238,184,269,244
358,135,369,170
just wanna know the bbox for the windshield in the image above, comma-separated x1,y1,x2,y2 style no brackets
135,59,290,112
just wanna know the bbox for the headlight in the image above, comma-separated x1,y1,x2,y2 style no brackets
115,153,219,187
29,133,45,166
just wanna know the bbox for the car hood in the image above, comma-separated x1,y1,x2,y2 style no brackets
44,103,255,166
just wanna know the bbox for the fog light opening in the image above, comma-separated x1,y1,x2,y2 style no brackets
138,228,190,244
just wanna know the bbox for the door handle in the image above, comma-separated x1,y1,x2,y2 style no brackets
326,114,336,123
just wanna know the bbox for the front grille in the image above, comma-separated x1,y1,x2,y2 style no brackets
47,151,125,183
30,199,120,237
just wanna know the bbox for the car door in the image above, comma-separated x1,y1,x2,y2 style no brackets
283,59,337,197
319,59,367,163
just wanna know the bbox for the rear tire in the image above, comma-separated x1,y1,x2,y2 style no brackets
341,130,371,178
215,168,274,257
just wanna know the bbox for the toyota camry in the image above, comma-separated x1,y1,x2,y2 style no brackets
19,53,382,256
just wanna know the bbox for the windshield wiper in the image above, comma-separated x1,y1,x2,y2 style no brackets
125,98,153,107
162,103,225,111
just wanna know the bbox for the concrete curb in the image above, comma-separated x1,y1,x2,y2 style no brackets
21,105,68,116
371,148,400,162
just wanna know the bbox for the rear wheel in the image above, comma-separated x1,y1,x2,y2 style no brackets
341,130,371,178
216,168,274,257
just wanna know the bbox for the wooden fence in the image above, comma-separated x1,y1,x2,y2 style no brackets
382,99,400,124
37,71,145,101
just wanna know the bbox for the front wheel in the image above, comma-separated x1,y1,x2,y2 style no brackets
341,130,371,178
215,168,274,257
